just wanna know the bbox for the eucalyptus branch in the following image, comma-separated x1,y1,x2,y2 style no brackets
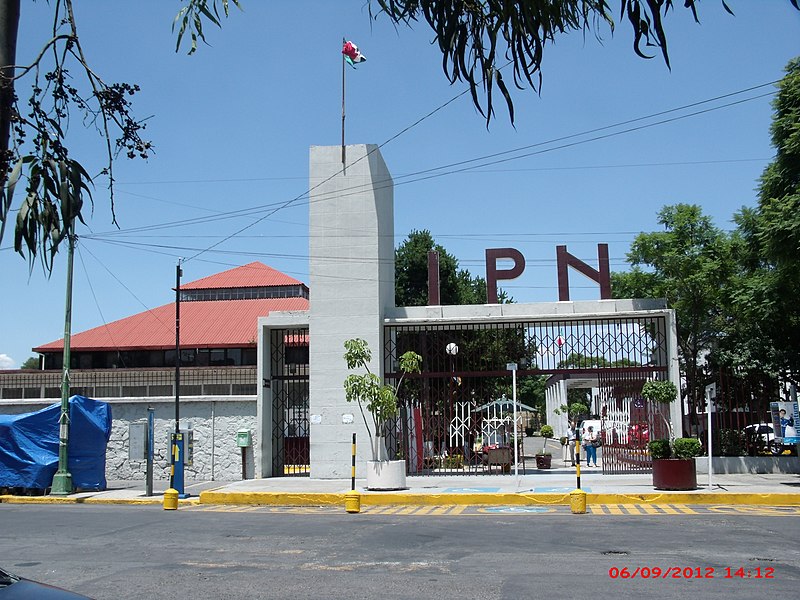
8,35,75,82
63,0,115,223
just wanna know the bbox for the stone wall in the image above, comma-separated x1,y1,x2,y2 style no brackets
0,396,257,482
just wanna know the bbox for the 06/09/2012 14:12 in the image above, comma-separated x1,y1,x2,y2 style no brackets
607,566,775,580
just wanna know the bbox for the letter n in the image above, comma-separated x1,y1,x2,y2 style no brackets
556,244,611,301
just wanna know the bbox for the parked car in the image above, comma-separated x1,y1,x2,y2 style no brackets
743,423,774,444
743,423,797,456
0,567,91,599
628,423,649,445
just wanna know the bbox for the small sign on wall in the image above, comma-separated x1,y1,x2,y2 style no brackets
129,422,146,460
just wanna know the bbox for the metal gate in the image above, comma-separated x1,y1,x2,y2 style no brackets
270,328,309,476
385,315,670,476
595,370,670,474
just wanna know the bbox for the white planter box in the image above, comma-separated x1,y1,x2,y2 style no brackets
366,460,407,491
696,456,800,475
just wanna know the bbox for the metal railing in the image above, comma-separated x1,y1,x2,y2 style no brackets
0,366,258,400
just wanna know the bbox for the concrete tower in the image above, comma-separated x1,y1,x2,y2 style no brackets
307,145,395,477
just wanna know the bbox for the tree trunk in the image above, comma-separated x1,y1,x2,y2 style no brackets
0,0,20,193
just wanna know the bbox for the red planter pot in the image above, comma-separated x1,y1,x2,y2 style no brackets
652,458,697,490
535,454,552,469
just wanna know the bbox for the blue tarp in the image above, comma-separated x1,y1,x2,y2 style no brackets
0,395,112,490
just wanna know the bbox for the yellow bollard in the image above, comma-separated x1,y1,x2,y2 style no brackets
344,490,361,514
163,488,179,510
570,488,587,514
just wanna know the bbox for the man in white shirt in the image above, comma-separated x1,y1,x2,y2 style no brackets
566,422,577,466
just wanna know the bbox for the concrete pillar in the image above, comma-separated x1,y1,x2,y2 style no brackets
308,145,395,478
256,317,273,477
666,308,683,437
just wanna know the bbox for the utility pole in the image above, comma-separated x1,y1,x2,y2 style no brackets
174,259,182,439
169,259,186,496
50,225,75,495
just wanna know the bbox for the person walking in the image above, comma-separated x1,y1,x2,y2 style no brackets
566,422,577,466
583,425,599,467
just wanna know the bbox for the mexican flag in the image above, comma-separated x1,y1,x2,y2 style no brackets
342,40,366,68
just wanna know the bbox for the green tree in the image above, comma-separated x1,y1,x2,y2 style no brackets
557,352,610,369
372,1,800,125
4,1,799,270
0,0,238,270
611,204,735,429
395,229,493,306
553,398,589,422
343,338,422,460
395,229,460,306
518,374,546,415
20,355,39,370
719,58,800,381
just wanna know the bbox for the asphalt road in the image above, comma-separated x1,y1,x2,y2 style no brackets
1,504,798,599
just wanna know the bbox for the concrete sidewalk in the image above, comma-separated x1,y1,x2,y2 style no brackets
2,466,799,507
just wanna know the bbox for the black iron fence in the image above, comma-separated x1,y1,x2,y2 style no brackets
269,328,310,477
704,369,790,457
0,366,258,400
383,316,669,476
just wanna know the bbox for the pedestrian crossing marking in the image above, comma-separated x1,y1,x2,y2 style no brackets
184,504,800,516
430,506,453,515
371,506,403,515
412,505,437,515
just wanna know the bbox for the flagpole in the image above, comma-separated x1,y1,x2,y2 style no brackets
341,37,346,170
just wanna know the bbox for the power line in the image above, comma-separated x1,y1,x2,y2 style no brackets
84,236,632,267
81,80,778,241
102,154,768,234
78,242,175,335
111,82,777,188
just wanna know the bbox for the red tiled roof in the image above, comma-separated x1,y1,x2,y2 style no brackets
34,297,309,352
182,261,305,290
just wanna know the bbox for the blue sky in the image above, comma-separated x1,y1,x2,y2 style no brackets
1,1,799,368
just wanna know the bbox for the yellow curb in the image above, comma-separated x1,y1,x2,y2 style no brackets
4,491,799,508
589,493,800,506
198,490,344,506
0,494,199,506
197,491,800,507
360,493,572,506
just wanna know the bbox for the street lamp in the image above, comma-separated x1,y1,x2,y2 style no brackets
446,343,458,460
506,362,519,482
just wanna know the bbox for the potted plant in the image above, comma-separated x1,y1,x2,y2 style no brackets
344,338,421,490
649,437,702,490
641,380,679,405
642,379,701,490
536,424,554,469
